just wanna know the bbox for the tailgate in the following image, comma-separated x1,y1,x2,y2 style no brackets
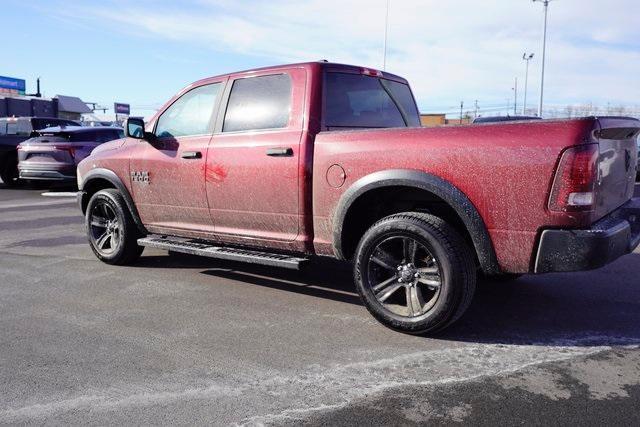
18,141,75,165
593,117,640,220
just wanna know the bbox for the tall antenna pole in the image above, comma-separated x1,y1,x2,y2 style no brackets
533,0,553,117
522,53,534,114
382,0,390,70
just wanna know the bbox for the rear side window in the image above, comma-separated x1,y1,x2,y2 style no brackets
223,74,292,133
155,83,221,138
324,72,419,129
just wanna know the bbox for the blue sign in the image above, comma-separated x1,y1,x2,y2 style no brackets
0,76,26,94
114,102,130,115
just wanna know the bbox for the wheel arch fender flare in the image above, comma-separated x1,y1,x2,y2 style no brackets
79,168,147,235
332,169,500,274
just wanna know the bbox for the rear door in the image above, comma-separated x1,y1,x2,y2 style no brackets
206,69,306,242
129,80,225,232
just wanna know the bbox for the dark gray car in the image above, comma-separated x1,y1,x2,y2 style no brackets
17,126,123,183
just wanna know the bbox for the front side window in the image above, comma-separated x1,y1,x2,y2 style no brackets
223,74,292,133
324,72,420,129
155,83,221,138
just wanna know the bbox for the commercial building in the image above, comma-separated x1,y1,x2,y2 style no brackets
420,114,472,127
0,75,93,121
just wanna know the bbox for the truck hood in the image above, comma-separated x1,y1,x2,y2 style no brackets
90,138,126,155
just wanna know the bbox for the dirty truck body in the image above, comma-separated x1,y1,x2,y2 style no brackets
77,62,640,334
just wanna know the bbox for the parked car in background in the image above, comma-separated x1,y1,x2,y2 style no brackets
0,116,80,186
17,126,123,184
637,136,640,181
473,115,542,123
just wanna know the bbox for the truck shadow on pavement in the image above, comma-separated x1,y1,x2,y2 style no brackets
137,251,640,347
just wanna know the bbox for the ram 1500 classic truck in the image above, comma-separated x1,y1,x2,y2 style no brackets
76,62,640,334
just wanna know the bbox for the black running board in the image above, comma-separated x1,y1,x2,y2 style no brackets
137,236,309,270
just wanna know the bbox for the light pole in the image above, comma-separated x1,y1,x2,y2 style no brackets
512,77,518,115
533,0,553,117
382,0,390,70
522,53,534,114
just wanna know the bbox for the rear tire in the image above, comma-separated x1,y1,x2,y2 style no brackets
0,155,20,187
86,189,144,265
354,212,476,335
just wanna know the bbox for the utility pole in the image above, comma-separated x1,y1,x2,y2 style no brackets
382,0,390,70
513,77,518,115
460,101,464,124
474,100,479,118
533,0,554,117
522,53,534,114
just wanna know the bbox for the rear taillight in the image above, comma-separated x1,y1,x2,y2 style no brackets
52,145,76,159
549,144,599,212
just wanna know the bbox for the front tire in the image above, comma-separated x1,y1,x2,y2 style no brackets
86,189,144,265
354,212,476,335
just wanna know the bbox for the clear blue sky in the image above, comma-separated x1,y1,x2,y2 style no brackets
3,0,639,118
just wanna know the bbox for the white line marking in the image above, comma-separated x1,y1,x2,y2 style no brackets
0,199,76,209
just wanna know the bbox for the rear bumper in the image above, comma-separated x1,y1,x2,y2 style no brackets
18,165,76,181
534,198,640,273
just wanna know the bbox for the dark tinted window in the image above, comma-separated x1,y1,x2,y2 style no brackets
223,74,292,132
68,129,123,143
324,72,420,129
380,79,421,127
156,83,221,138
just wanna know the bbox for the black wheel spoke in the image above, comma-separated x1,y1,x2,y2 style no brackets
372,276,397,293
376,283,404,302
407,285,425,316
371,248,399,271
96,231,111,249
91,216,108,228
417,276,441,289
403,238,417,263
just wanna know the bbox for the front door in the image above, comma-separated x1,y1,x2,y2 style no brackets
206,70,306,242
129,81,224,232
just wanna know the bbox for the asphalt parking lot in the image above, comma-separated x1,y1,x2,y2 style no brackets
1,183,639,425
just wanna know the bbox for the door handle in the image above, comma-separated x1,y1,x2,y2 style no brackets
266,147,293,157
181,151,202,159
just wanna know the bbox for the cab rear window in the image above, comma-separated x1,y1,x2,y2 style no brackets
324,72,421,130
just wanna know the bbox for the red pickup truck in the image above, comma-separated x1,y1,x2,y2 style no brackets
77,61,640,334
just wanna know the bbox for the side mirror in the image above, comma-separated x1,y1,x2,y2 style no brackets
126,118,146,139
